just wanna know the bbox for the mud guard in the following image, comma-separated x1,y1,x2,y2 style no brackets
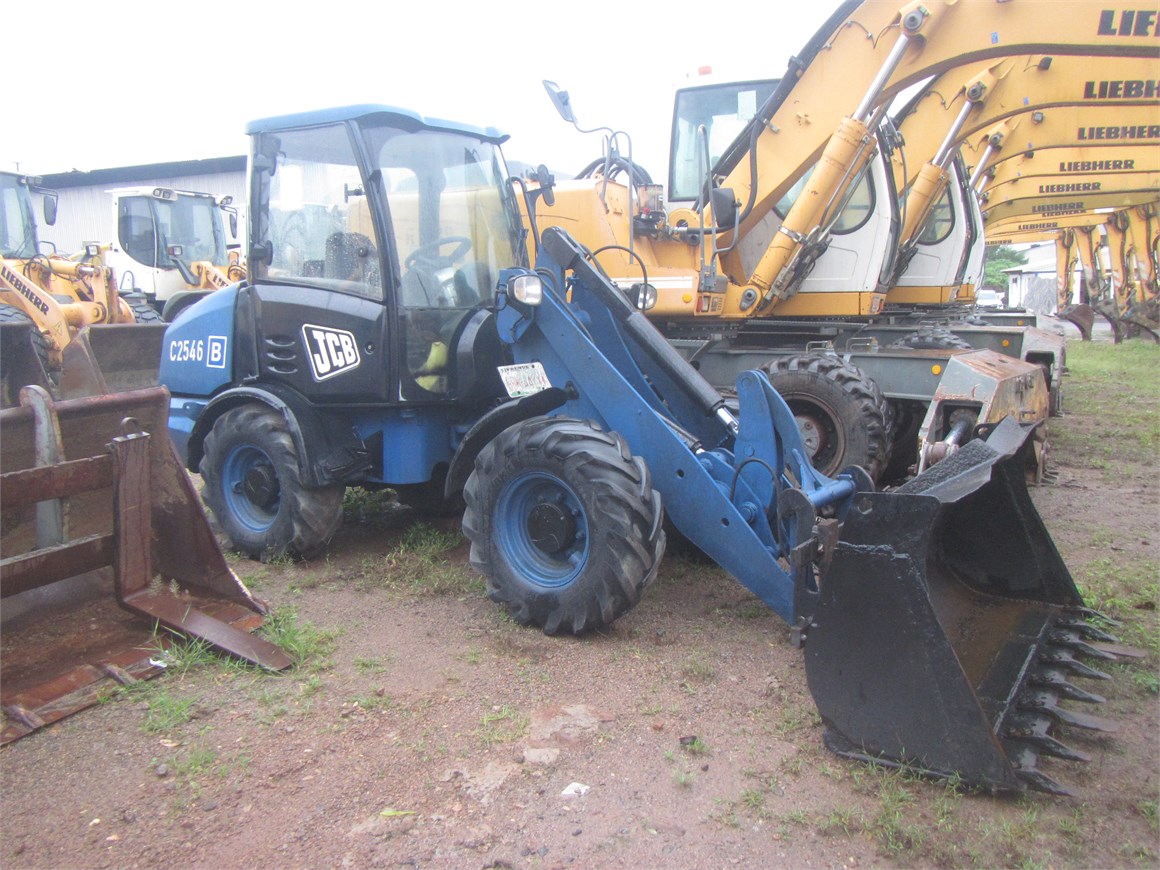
804,417,1132,794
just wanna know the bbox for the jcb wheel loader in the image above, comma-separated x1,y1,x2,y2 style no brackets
159,103,1138,794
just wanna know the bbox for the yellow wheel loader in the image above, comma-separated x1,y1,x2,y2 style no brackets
0,172,163,394
0,176,291,741
107,186,246,322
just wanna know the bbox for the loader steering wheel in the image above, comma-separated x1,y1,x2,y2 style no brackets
404,236,471,271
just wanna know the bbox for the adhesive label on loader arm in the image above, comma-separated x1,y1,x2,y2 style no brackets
498,362,551,398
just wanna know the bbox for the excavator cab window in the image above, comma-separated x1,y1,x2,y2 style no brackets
153,195,226,265
0,174,39,259
118,197,159,267
669,79,777,203
918,186,955,245
775,167,876,235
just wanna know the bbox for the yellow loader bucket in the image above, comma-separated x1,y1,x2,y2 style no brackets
0,384,291,743
804,417,1140,795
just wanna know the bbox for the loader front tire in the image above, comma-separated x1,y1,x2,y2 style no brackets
200,404,344,561
0,304,53,382
129,301,166,324
762,354,890,483
463,416,665,635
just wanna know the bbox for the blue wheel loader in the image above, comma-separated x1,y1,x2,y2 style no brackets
155,105,1137,795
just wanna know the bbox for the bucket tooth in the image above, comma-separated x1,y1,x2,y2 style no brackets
1043,705,1120,733
1038,648,1112,681
1045,631,1118,661
1053,616,1119,643
1029,668,1107,704
1062,606,1122,629
1018,690,1119,732
1005,714,1092,762
1015,767,1075,796
1087,641,1147,659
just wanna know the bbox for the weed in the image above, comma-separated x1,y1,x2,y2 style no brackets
673,769,696,788
740,788,768,816
819,807,861,837
680,735,709,756
1138,799,1159,830
142,691,198,732
476,704,527,747
353,656,389,674
256,606,338,669
681,650,716,682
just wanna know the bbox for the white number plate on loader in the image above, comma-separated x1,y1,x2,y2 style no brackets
498,362,552,398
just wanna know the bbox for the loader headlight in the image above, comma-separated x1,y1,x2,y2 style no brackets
510,274,543,306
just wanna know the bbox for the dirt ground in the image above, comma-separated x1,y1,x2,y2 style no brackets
2,330,1158,869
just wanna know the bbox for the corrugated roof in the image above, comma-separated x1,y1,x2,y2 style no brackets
40,156,246,190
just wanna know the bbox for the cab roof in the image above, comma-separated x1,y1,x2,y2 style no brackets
245,104,509,145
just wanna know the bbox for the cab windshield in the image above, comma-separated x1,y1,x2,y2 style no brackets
0,175,38,259
118,193,226,267
670,80,778,202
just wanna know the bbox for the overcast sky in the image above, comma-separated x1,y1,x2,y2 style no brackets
8,1,835,179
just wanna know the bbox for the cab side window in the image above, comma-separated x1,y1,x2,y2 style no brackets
262,124,384,301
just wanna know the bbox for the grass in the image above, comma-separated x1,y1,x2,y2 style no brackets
476,704,528,748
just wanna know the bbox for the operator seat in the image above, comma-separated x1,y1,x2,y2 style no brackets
325,232,377,285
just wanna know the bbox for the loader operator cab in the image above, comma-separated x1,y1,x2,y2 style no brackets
0,173,52,260
247,106,524,401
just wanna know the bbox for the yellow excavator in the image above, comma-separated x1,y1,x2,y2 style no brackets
527,1,1159,481
887,52,1160,306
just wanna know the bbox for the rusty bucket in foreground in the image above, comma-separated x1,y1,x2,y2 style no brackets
1,384,291,743
804,417,1141,795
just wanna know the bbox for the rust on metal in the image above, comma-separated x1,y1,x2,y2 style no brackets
1,383,292,744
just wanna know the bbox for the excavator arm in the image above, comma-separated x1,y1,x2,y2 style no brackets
709,0,1159,314
889,54,1160,253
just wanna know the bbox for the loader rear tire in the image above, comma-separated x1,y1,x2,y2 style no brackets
762,354,890,483
200,404,344,561
463,416,665,635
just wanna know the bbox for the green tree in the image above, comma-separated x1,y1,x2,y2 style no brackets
982,244,1028,289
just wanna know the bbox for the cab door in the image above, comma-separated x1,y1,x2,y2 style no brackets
246,122,393,404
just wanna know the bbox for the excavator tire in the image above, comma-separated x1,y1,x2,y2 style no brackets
762,354,890,483
129,300,166,324
200,404,345,561
463,416,664,635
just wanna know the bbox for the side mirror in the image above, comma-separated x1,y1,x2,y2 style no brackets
543,80,577,125
42,192,58,227
535,164,556,208
711,187,738,230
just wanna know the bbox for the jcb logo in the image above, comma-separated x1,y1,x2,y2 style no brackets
302,324,361,381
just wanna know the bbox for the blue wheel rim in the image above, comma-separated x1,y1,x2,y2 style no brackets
495,471,588,589
222,444,280,534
